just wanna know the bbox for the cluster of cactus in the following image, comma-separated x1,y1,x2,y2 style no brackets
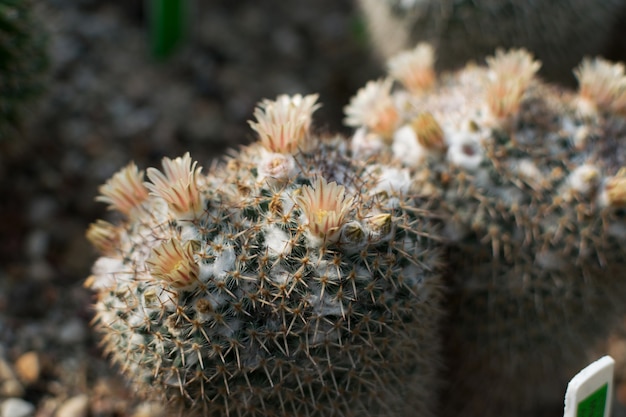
0,0,47,139
87,42,626,416
356,0,626,80
86,95,444,416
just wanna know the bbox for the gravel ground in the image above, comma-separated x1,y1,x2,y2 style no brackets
2,2,626,417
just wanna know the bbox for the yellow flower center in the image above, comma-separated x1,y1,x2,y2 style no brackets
315,209,330,223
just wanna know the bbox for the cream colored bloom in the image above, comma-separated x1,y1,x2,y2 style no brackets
485,48,541,122
146,239,199,290
256,150,297,183
387,43,436,94
86,220,119,256
295,177,354,244
146,153,203,217
575,57,626,115
410,112,445,152
248,94,321,154
96,162,149,216
344,78,399,141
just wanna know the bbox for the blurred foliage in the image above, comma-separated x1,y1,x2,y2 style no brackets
0,0,48,140
149,0,187,60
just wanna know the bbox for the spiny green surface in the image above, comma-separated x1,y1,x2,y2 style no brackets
88,137,444,417
343,46,626,416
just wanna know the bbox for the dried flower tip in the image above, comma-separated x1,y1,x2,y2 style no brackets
339,221,366,247
367,213,392,239
574,57,626,115
86,220,119,256
248,94,321,154
387,43,436,94
146,153,203,217
295,177,354,244
344,78,399,141
147,239,200,290
96,162,149,216
410,112,446,152
485,48,541,121
600,169,626,208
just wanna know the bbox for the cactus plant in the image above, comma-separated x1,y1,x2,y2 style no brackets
86,94,445,416
343,43,626,416
0,0,47,139
356,0,626,81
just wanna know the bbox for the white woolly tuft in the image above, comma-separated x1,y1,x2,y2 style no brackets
264,225,293,257
213,244,236,280
392,124,427,167
371,166,412,196
446,133,484,171
351,127,386,159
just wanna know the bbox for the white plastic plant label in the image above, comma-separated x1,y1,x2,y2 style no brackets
563,355,615,417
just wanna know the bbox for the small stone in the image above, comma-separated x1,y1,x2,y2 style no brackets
15,352,40,385
131,402,166,417
25,230,49,260
0,379,24,398
1,398,35,417
28,197,58,226
27,261,55,283
0,359,24,397
55,395,88,417
57,318,87,345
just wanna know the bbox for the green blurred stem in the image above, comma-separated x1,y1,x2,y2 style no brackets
149,0,187,59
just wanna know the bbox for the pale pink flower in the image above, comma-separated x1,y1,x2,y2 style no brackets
575,57,626,115
248,94,321,154
96,162,149,216
146,239,199,290
86,220,119,256
387,43,436,94
344,78,399,141
295,177,354,244
485,48,541,122
256,151,297,183
146,153,203,217
410,112,446,152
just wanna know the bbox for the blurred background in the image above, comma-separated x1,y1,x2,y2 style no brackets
1,1,626,416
